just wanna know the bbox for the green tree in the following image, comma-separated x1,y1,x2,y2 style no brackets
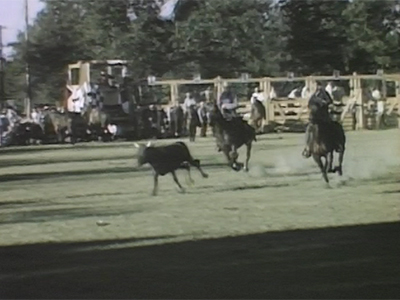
343,0,400,73
280,0,349,75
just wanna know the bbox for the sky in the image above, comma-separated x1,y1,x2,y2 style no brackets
0,0,44,56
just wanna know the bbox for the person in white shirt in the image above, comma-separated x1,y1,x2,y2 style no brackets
183,92,197,133
31,107,42,124
269,86,277,100
287,88,298,99
6,107,19,128
250,87,267,125
372,88,381,101
183,92,197,112
0,108,11,146
325,81,335,99
375,91,386,129
250,87,265,104
301,85,310,99
201,86,213,103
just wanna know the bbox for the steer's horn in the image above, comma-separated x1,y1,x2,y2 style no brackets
133,142,140,148
146,141,152,147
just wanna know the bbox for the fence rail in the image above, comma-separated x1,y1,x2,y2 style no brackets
152,72,400,131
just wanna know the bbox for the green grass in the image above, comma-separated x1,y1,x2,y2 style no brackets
0,130,399,247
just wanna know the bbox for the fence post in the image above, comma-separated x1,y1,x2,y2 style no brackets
170,82,178,106
349,75,354,98
214,76,223,102
396,78,400,129
260,77,271,125
352,72,365,130
381,76,387,100
305,76,316,97
268,78,276,123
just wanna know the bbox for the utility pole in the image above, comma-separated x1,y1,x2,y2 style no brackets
0,25,6,108
25,0,32,115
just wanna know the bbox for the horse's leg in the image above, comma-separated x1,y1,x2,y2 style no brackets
222,146,234,169
152,170,159,196
313,154,329,184
244,142,252,172
302,124,312,158
337,149,344,176
327,151,335,173
230,145,241,171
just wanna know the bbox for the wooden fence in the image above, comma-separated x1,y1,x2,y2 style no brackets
150,73,400,131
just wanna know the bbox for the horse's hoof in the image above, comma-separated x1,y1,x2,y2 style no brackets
302,149,311,158
337,167,343,176
232,163,243,172
178,188,186,194
202,173,209,179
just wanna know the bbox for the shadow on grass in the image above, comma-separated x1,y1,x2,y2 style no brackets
0,205,146,225
0,200,41,207
0,221,399,299
0,161,229,184
0,141,134,155
382,189,400,194
216,182,290,192
0,166,141,183
0,155,135,168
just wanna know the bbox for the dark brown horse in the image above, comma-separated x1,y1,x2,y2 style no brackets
308,121,346,184
209,104,256,171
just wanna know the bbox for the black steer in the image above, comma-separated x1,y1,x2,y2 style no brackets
134,141,209,196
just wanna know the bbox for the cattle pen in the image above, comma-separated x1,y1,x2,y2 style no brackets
149,72,400,132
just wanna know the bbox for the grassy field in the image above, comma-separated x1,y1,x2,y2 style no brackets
0,129,399,298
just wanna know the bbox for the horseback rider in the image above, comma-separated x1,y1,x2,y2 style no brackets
302,81,334,158
218,83,238,119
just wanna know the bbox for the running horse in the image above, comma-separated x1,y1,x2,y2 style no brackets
305,87,346,184
209,104,256,172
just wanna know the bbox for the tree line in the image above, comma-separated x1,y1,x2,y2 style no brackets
3,0,400,106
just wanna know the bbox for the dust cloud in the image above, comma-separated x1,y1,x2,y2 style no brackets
259,130,400,181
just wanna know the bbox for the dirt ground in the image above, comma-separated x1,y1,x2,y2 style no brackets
0,129,399,299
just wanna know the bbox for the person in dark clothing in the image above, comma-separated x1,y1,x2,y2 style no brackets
302,83,334,158
218,84,238,119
